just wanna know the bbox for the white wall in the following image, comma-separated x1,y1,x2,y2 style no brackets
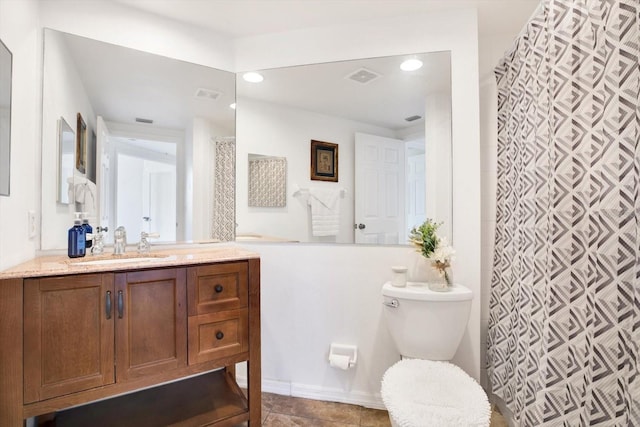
40,29,97,250
424,90,453,239
236,97,395,243
0,0,41,269
234,9,481,406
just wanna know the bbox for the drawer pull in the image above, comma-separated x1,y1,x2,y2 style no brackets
117,290,124,319
216,331,224,340
106,291,112,319
214,284,224,293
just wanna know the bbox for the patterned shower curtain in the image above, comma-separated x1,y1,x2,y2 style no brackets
487,1,640,425
212,138,235,241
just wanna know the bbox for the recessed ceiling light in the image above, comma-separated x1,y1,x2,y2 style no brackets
230,103,236,109
243,72,264,83
400,59,423,71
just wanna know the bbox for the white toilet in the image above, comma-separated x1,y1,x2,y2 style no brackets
380,281,491,427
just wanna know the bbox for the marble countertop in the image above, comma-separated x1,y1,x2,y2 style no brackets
0,245,259,280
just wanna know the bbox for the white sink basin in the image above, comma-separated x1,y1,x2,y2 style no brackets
67,255,174,266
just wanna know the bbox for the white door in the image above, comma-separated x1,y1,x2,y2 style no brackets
147,170,176,241
407,152,426,230
354,132,406,244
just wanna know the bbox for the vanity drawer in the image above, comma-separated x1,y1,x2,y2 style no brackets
188,309,248,365
187,262,248,316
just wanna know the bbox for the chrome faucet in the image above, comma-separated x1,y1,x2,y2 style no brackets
91,226,108,255
113,226,127,255
137,232,159,254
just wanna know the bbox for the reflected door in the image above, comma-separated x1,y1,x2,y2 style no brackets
354,132,406,244
147,171,176,240
116,155,176,242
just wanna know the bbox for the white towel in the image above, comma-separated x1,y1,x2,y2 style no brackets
308,188,341,237
71,176,98,214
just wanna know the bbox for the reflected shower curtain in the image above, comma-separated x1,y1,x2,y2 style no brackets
212,138,235,241
487,1,640,425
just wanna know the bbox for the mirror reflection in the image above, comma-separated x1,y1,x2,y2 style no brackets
248,154,287,208
40,29,236,250
57,117,74,204
235,51,452,245
0,39,12,197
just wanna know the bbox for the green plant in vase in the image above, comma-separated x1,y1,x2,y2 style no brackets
409,219,455,286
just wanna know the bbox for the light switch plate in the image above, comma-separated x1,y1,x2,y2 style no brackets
28,210,36,238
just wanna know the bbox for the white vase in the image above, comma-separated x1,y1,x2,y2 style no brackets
391,266,408,287
428,281,449,292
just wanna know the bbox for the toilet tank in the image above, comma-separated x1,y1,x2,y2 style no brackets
382,282,472,360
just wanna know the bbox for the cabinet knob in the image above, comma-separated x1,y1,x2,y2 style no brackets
214,284,223,293
216,331,224,340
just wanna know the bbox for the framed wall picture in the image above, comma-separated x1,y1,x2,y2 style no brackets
76,112,86,174
310,139,338,182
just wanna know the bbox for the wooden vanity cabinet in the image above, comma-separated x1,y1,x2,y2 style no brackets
23,273,115,403
0,256,261,427
115,268,187,381
23,269,188,402
187,263,249,365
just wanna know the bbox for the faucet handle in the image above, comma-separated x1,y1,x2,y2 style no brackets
138,232,159,254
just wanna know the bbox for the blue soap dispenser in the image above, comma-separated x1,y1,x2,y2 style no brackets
81,212,93,249
68,212,86,258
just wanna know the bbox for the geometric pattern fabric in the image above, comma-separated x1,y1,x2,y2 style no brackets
487,1,640,425
212,138,236,242
248,157,287,207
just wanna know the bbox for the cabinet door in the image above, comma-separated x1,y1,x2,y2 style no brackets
115,268,187,381
24,274,115,403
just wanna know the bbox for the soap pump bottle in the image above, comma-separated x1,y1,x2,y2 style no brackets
68,213,86,258
81,212,93,249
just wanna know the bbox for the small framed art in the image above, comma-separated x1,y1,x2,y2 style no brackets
310,139,338,182
76,112,87,174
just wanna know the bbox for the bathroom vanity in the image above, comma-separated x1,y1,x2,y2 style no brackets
0,247,261,426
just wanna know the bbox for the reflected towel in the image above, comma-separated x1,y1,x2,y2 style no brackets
308,188,341,237
71,176,97,214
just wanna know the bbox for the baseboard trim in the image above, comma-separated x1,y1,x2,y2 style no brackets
235,376,385,410
291,382,386,410
236,376,292,396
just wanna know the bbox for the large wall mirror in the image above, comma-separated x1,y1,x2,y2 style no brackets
235,52,452,245
40,29,236,250
0,39,12,197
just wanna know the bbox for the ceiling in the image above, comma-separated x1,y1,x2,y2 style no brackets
236,51,451,131
54,30,236,131
111,0,540,40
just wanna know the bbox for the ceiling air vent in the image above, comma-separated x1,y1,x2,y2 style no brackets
405,115,422,122
135,117,153,124
195,88,222,100
345,68,381,84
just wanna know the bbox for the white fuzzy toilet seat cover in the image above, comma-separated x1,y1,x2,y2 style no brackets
381,359,491,427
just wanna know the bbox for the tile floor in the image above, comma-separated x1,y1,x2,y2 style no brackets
245,392,509,426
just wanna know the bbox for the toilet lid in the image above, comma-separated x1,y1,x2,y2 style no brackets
381,359,491,427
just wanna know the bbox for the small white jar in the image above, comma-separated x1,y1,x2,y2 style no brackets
391,266,408,287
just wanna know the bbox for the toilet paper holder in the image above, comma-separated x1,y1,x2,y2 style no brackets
328,343,357,369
